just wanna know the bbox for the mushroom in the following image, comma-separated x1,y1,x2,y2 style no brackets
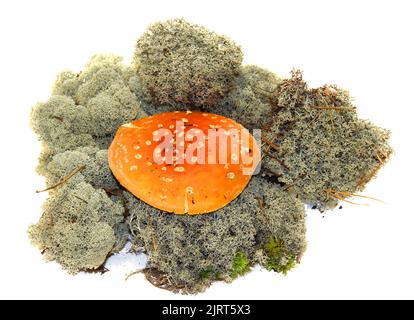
108,111,260,214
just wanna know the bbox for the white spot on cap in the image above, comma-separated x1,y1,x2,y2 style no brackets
133,145,140,150
145,140,152,146
122,123,141,129
134,154,142,160
161,167,167,171
241,146,250,154
227,172,235,179
130,165,138,171
174,166,185,172
157,124,163,128
182,118,189,122
161,177,174,183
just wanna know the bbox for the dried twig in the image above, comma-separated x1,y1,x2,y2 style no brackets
325,188,383,206
311,105,356,112
36,165,86,193
357,146,389,187
325,189,367,206
125,269,144,281
262,149,289,170
262,135,280,151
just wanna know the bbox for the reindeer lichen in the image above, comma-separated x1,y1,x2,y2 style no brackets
134,18,243,109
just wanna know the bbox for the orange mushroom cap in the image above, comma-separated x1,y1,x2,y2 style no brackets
108,111,260,215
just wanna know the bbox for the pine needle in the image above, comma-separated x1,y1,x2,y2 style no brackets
311,105,356,112
262,135,280,151
36,165,86,193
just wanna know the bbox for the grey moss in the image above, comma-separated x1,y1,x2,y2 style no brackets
204,65,282,129
29,175,127,273
31,54,147,169
29,54,148,273
127,175,306,293
134,18,243,109
45,147,119,191
261,70,392,210
85,82,145,136
128,75,176,115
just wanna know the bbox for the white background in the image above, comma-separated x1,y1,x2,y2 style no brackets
0,0,413,300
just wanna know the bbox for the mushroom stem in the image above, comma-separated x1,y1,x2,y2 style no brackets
36,165,86,193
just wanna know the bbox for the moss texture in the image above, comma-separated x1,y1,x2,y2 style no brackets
28,175,127,273
126,176,306,293
134,18,243,109
261,70,392,210
263,237,296,274
29,54,145,273
230,252,251,279
31,54,147,160
204,65,282,129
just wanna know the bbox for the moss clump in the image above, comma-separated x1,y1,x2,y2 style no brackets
134,18,243,109
31,54,147,162
28,175,127,273
127,175,306,293
199,268,220,282
230,252,251,279
128,75,175,115
30,95,99,155
44,147,119,191
204,65,282,129
263,237,296,275
262,70,392,210
29,54,146,272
